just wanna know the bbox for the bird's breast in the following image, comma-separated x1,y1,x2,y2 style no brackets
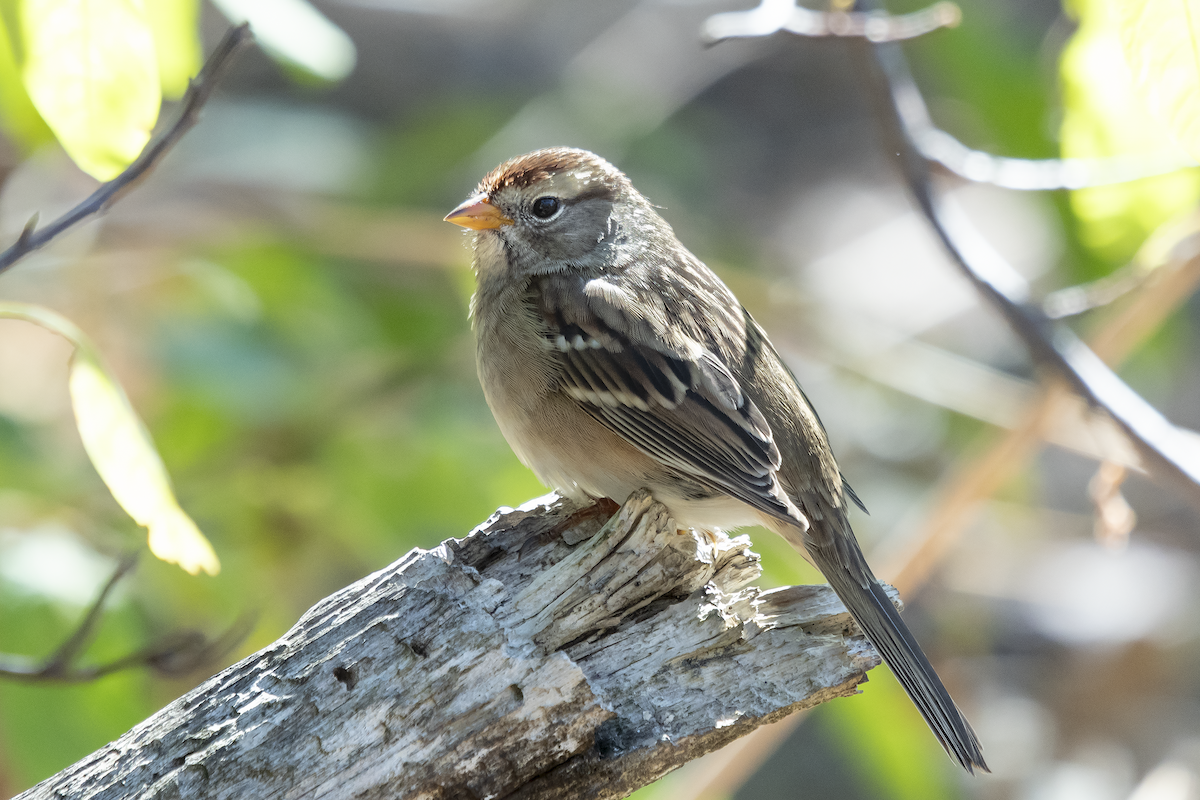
472,280,666,504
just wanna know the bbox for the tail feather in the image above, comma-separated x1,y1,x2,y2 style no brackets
814,549,989,774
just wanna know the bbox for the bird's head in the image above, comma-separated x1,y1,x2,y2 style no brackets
445,147,653,277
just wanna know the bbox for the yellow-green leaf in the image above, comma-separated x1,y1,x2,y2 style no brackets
19,0,161,180
1061,0,1200,260
0,8,53,151
69,356,218,575
1116,0,1200,160
144,0,199,99
0,302,219,576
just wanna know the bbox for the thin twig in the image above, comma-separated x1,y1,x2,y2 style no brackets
0,24,254,277
702,0,960,45
1044,215,1200,318
38,552,140,677
1042,264,1146,319
918,126,1197,191
0,554,253,683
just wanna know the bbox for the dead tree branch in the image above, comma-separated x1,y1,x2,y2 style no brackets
15,492,891,800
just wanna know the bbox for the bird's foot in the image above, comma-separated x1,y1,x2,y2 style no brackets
686,527,722,546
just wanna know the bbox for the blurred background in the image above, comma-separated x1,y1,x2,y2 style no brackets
2,0,1200,798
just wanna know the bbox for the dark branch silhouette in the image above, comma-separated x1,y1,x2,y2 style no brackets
856,33,1200,507
0,24,254,277
0,554,253,683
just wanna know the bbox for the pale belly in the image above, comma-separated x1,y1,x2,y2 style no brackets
482,365,762,532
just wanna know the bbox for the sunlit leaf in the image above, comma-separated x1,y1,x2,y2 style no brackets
0,302,220,576
19,0,161,180
0,9,53,151
144,0,200,99
1116,0,1200,160
208,0,355,82
1061,0,1200,260
69,357,220,576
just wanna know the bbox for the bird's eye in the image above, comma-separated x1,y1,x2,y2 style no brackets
530,196,560,219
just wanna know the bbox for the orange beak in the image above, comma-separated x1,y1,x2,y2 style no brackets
444,194,514,230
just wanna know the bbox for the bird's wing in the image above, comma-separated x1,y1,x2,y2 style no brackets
535,271,803,526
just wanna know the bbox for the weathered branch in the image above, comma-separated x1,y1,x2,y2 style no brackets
16,491,891,800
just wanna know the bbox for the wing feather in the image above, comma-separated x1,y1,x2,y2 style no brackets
535,272,802,526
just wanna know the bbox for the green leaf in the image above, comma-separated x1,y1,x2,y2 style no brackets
1117,0,1200,160
0,7,53,151
18,0,161,180
0,302,220,576
1060,0,1200,260
144,0,200,99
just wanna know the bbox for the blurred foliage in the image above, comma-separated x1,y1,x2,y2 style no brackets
900,0,1057,159
824,666,964,800
1115,0,1200,163
145,0,203,100
1060,0,1200,263
0,9,51,154
0,597,156,786
0,0,197,171
208,0,356,82
370,98,517,208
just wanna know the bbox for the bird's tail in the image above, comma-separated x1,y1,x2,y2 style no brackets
810,543,989,774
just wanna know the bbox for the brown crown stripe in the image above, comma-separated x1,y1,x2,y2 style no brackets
478,147,624,195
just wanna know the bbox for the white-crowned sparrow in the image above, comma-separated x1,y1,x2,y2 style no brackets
445,147,986,773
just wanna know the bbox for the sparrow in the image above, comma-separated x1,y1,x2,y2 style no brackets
444,146,987,773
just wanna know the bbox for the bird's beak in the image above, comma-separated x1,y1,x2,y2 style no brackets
444,194,514,230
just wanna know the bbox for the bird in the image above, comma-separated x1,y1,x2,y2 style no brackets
444,146,987,773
